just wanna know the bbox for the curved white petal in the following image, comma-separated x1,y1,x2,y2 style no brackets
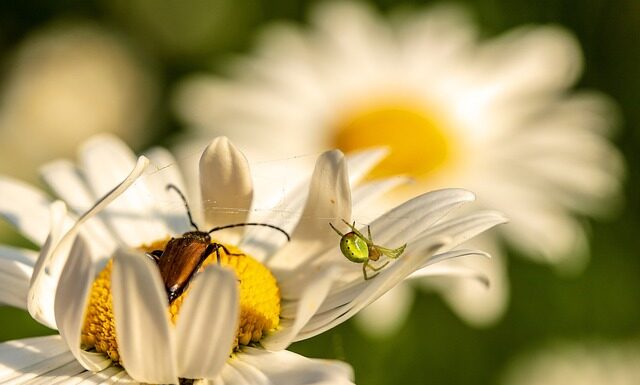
28,157,150,330
344,147,388,185
199,137,253,242
473,26,582,99
410,210,508,254
0,177,53,245
0,336,131,384
40,159,118,262
368,188,476,246
112,248,177,384
262,267,338,351
0,336,76,383
28,201,68,329
218,362,251,385
0,245,37,309
236,348,354,385
351,176,410,218
54,236,111,372
66,366,132,384
227,359,270,385
79,134,169,246
0,336,69,384
267,150,351,274
176,266,239,380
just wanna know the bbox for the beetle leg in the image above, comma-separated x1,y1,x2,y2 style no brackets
145,249,163,264
218,244,244,257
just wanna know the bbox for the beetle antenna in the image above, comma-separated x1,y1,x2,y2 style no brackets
208,222,290,241
166,184,199,231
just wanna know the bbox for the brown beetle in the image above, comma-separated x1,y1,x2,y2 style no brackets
147,184,290,303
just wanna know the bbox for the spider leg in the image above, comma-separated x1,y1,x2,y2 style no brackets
329,222,345,236
368,260,390,272
363,259,388,280
362,261,372,280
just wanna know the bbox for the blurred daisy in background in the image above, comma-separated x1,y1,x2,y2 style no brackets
500,340,640,385
0,22,156,182
0,134,504,383
174,0,624,333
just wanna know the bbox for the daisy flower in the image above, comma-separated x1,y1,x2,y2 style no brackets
174,0,624,331
0,135,505,383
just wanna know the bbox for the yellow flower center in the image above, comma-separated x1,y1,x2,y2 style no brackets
333,98,454,179
81,239,280,363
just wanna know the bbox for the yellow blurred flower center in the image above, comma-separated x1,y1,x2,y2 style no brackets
81,239,280,363
333,99,452,179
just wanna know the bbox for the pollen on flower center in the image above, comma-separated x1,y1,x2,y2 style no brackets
80,239,280,364
333,98,453,179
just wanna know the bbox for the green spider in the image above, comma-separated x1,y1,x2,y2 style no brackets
330,219,407,280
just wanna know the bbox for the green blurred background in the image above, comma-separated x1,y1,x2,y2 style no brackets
0,1,639,384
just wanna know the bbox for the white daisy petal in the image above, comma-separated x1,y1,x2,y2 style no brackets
0,336,76,384
0,336,132,385
367,188,476,247
218,363,251,385
262,267,339,351
410,210,508,254
266,150,351,274
344,147,388,185
474,26,582,98
54,236,111,372
28,157,150,330
112,248,177,384
79,134,169,246
40,159,118,262
176,266,239,380
64,366,132,384
411,260,490,286
227,359,269,385
28,200,69,329
236,348,354,385
0,269,31,309
416,249,491,271
351,176,410,217
0,176,52,245
199,137,253,242
17,360,86,385
0,245,37,309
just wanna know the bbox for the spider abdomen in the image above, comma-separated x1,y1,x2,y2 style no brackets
339,232,369,263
